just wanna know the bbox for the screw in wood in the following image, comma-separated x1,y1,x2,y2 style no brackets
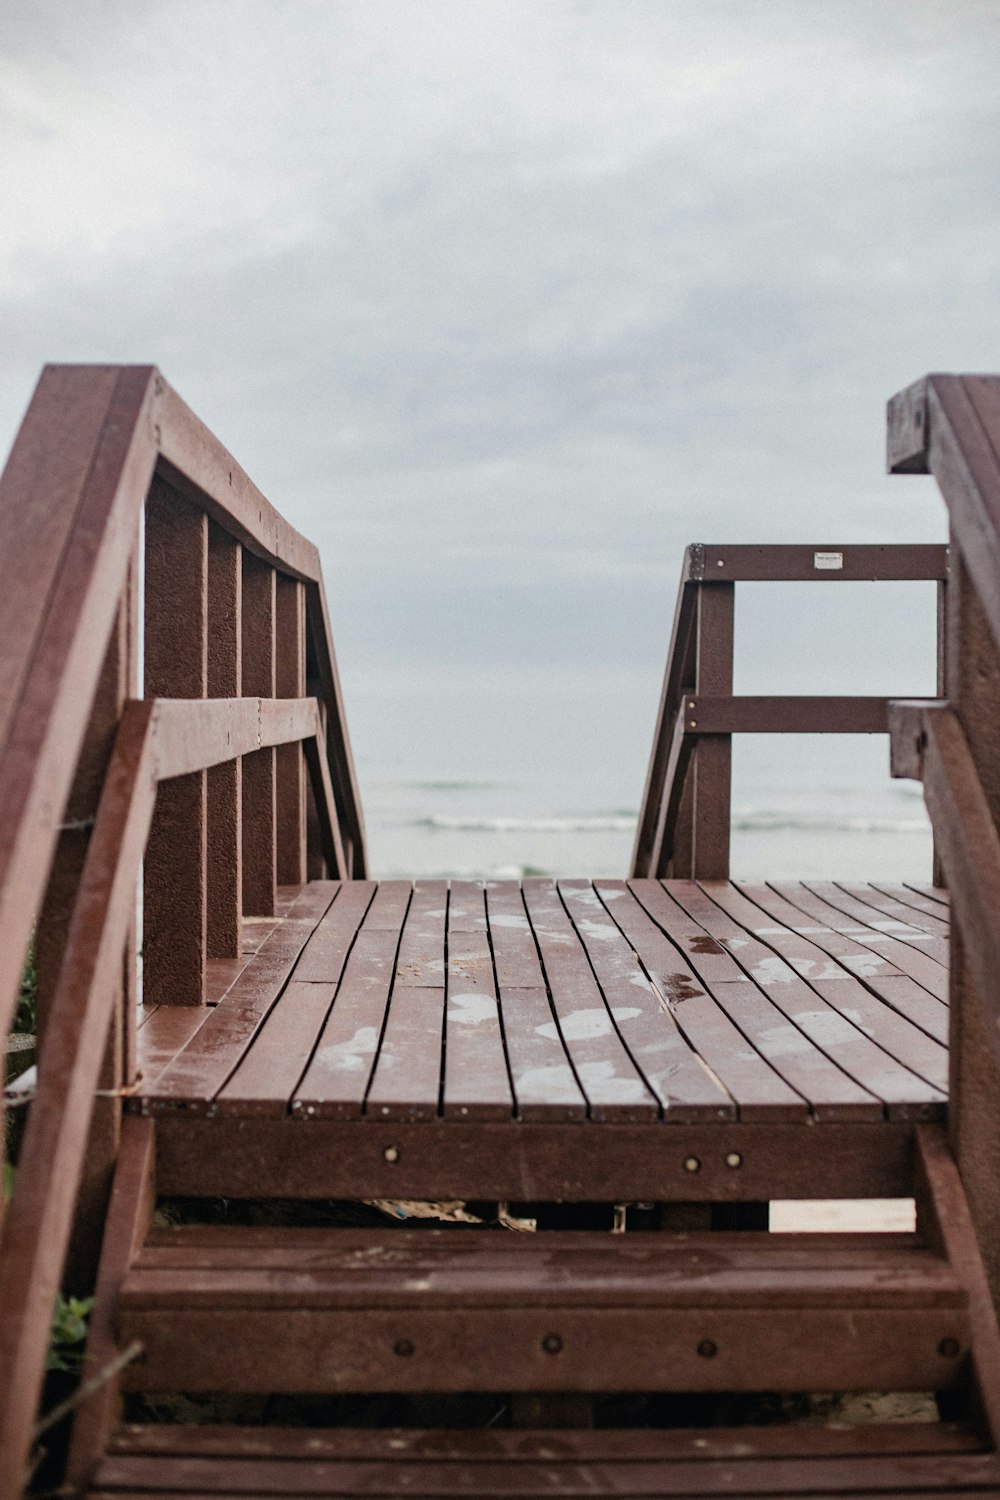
383,1146,399,1162
938,1337,961,1358
725,1152,742,1169
683,1156,701,1173
697,1340,718,1359
542,1334,564,1355
394,1339,415,1357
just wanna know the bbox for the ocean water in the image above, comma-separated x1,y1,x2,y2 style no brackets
346,672,934,883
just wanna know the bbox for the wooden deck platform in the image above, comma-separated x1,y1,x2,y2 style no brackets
134,878,950,1206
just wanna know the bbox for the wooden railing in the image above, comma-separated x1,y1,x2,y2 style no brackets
0,365,366,1492
632,543,948,880
886,374,1000,1310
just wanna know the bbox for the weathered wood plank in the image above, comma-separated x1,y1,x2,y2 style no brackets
485,879,547,988
603,882,881,1119
216,982,337,1117
443,924,513,1121
393,881,447,986
560,882,739,1119
704,883,949,1095
147,883,338,1111
658,882,944,1118
152,1116,918,1201
293,891,412,1120
522,880,659,1121
289,881,372,984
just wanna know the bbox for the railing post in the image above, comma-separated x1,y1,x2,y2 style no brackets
688,580,734,878
933,565,949,888
944,541,1000,1302
275,574,307,887
241,551,276,915
206,523,242,957
143,477,208,1005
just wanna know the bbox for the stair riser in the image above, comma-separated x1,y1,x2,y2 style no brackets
151,1118,918,1202
120,1307,968,1394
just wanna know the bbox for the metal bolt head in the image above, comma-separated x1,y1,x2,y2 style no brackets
697,1339,718,1359
725,1152,742,1169
394,1338,415,1357
542,1333,564,1355
383,1146,399,1163
684,1156,701,1173
938,1337,961,1358
717,559,725,567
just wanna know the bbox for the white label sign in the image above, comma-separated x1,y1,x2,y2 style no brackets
814,551,844,570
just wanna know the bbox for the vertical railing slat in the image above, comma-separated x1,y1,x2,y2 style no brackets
241,551,276,915
206,524,243,956
143,477,208,1005
275,574,307,887
689,580,735,878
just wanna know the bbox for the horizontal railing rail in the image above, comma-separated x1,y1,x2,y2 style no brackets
632,542,948,880
0,365,369,1494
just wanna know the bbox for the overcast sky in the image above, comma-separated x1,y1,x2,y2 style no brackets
2,1,998,805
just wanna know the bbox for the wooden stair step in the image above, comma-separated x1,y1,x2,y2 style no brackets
119,1228,969,1395
87,1422,1000,1497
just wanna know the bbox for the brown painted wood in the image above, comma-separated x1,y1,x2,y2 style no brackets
87,1447,1000,1499
0,367,156,1047
65,1117,154,1492
216,981,337,1117
754,883,949,1038
206,521,242,959
393,881,446,985
558,882,737,1120
654,882,945,1118
290,880,373,983
605,882,880,1119
144,478,208,1007
685,694,896,734
798,881,950,984
0,701,159,1500
916,1125,1000,1449
293,893,413,1120
905,881,951,910
698,542,949,582
118,1293,966,1395
137,1006,210,1090
104,1420,986,1461
687,581,733,879
522,881,659,1120
151,1116,917,1203
444,924,513,1122
703,883,948,1096
495,986,587,1120
305,575,367,878
241,549,276,916
147,882,338,1111
632,553,699,878
365,987,447,1122
275,573,307,886
847,881,951,940
482,883,587,1119
125,1227,963,1307
302,721,348,878
484,879,547,989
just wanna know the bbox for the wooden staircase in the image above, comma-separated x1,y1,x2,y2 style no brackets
68,1119,1000,1497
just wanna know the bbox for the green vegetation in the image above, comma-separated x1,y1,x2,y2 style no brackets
46,1295,93,1373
